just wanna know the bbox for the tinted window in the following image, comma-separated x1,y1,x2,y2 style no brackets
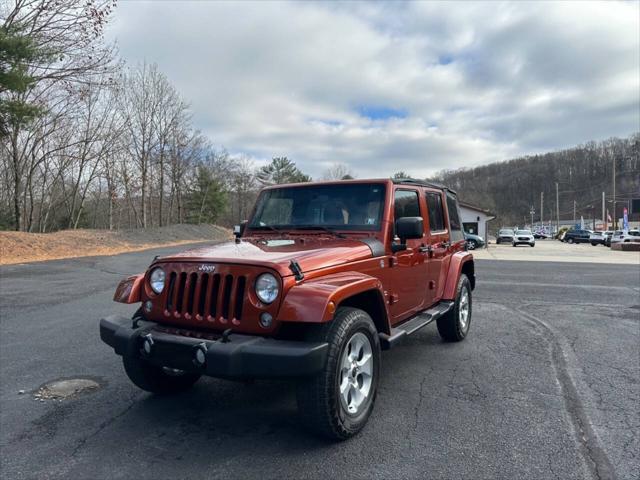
426,192,445,232
446,193,464,241
250,183,386,230
394,190,420,219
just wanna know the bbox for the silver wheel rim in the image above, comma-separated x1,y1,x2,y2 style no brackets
459,287,470,331
338,332,373,416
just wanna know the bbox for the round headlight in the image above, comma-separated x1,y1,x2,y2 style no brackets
149,267,165,294
255,273,279,304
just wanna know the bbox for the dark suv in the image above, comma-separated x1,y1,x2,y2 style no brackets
562,229,591,244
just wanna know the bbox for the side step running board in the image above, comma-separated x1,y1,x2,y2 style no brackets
378,301,454,350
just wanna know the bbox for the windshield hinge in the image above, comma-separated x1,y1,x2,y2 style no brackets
289,260,304,281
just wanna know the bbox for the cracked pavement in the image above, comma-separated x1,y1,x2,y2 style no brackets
1,245,638,479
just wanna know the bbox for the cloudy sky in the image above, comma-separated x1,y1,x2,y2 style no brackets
108,1,639,179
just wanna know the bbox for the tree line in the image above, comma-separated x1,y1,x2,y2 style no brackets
2,2,637,234
0,1,339,232
428,134,640,231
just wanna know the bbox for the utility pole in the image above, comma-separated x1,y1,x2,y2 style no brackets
540,192,544,229
530,206,535,229
611,157,617,229
573,200,576,226
556,182,560,232
602,191,605,231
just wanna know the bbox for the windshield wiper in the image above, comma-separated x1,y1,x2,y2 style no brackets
251,224,285,234
294,225,346,238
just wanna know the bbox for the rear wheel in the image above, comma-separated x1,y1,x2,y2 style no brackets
496,238,501,244
568,237,574,244
437,274,472,342
296,307,380,440
123,355,201,394
467,240,477,250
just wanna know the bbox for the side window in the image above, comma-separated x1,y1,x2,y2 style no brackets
426,192,445,232
446,193,464,241
394,190,420,219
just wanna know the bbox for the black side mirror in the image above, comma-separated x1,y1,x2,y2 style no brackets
395,216,424,242
234,220,248,239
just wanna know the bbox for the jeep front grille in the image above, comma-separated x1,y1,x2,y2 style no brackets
165,271,247,323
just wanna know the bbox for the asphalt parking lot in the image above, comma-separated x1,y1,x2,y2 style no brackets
1,244,638,479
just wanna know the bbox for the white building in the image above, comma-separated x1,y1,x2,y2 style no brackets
459,202,496,244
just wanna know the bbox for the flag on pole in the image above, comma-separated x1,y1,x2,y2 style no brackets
607,210,612,223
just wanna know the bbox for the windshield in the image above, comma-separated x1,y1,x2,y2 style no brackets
499,229,513,235
249,183,386,231
516,230,532,235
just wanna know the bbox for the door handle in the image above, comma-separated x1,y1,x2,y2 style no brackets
418,245,432,253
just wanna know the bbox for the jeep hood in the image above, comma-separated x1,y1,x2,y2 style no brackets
157,237,382,277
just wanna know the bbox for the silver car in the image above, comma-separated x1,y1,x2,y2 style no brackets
513,229,535,247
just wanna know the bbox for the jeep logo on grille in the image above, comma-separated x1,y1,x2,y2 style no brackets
198,264,216,273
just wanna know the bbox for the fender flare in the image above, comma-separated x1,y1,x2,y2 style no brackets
442,252,475,300
276,271,388,324
113,274,145,304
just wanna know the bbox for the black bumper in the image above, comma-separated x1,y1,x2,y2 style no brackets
100,315,328,379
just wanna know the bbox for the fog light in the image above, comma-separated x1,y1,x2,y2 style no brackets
259,312,273,328
142,334,154,355
193,343,207,367
144,300,153,313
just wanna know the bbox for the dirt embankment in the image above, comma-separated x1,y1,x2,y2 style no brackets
0,224,232,265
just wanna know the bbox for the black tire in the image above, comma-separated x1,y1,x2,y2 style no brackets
296,307,381,440
530,243,535,247
123,355,201,394
437,274,472,342
512,242,517,247
591,242,597,246
567,237,574,244
467,240,477,250
496,238,501,244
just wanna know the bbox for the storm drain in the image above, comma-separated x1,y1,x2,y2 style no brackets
33,378,100,400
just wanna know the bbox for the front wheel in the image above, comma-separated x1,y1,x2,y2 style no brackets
437,274,472,342
467,240,477,250
567,238,574,244
296,307,381,440
512,242,517,247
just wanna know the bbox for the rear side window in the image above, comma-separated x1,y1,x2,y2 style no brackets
426,192,445,232
394,190,420,218
446,193,464,241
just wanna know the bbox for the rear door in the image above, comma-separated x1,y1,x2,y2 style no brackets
424,190,450,303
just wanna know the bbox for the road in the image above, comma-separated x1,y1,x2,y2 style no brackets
1,245,638,480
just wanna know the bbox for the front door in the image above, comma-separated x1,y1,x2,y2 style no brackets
388,188,430,324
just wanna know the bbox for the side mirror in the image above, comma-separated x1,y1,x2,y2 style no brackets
396,216,424,242
234,220,248,239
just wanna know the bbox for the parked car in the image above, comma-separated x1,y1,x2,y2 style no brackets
512,229,535,247
533,231,551,239
562,229,591,244
99,178,475,440
464,231,485,250
610,230,640,245
496,228,514,244
590,231,612,246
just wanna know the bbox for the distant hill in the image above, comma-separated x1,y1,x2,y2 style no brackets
430,133,639,232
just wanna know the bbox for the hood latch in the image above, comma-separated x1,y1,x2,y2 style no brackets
289,260,304,281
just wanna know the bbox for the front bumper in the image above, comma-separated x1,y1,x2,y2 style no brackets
100,315,328,379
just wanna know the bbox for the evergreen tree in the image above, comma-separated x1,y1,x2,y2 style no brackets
256,157,311,185
186,165,227,225
0,24,51,135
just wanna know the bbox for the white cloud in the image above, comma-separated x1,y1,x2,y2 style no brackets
107,0,639,178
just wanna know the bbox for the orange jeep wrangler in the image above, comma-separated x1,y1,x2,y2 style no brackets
100,178,475,439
